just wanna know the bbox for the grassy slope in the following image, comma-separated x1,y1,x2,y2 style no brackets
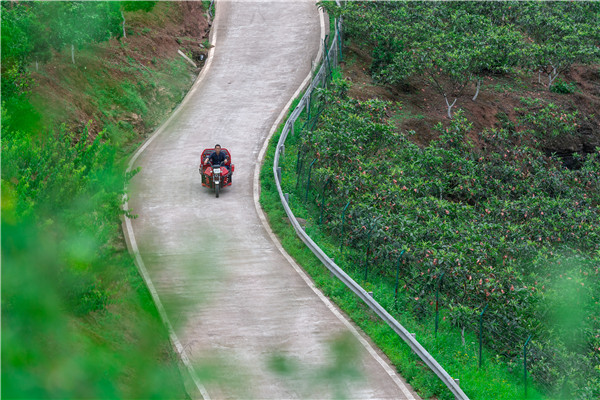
27,1,209,156
2,2,210,398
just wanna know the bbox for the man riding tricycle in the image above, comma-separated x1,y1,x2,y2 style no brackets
199,144,234,198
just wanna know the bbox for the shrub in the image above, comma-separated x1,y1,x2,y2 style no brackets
550,78,578,94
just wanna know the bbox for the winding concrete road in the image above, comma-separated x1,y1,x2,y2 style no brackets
127,1,418,398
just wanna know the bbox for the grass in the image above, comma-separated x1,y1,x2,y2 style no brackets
489,75,529,94
259,97,548,400
390,106,426,127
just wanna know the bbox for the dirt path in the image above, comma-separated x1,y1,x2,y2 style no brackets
127,1,418,398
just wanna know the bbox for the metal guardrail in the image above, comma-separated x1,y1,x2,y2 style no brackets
271,15,470,400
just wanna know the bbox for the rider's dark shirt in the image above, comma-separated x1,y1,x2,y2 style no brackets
209,151,227,165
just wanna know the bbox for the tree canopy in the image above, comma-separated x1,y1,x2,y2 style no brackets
323,1,600,117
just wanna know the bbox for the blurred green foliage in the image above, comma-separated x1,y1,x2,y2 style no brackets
1,1,157,134
0,118,186,397
1,1,186,398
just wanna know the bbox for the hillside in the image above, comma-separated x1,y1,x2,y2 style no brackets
2,2,210,398
343,44,600,168
13,1,210,150
274,1,600,399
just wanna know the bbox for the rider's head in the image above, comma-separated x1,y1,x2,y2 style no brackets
215,144,221,154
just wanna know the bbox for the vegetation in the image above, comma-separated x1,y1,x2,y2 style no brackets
269,2,600,398
1,1,209,397
261,100,546,400
278,75,599,399
323,1,600,117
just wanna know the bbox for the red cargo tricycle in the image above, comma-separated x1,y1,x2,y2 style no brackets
199,148,234,198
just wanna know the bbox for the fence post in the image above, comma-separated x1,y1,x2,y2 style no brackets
305,159,317,202
363,224,374,281
339,201,351,254
524,334,532,398
319,177,331,224
324,36,332,82
337,19,343,63
394,250,406,310
479,303,488,368
307,89,313,122
296,151,304,190
435,272,445,338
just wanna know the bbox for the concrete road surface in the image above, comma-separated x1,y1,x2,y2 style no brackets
126,1,419,398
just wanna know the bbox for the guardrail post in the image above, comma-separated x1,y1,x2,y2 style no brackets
276,167,282,183
524,334,532,398
479,303,488,368
319,177,331,224
339,201,351,254
305,158,317,202
284,193,289,204
394,250,405,310
454,379,461,400
279,144,285,159
435,272,445,338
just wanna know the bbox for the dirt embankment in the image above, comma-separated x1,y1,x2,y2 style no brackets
342,43,600,165
29,1,210,147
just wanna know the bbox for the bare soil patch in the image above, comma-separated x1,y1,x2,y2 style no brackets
342,44,600,162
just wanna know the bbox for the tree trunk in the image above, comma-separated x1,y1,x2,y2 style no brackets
548,66,559,89
444,95,457,119
121,10,126,38
71,44,75,64
472,79,481,101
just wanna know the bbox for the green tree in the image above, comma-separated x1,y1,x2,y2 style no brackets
514,2,600,89
34,2,122,64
